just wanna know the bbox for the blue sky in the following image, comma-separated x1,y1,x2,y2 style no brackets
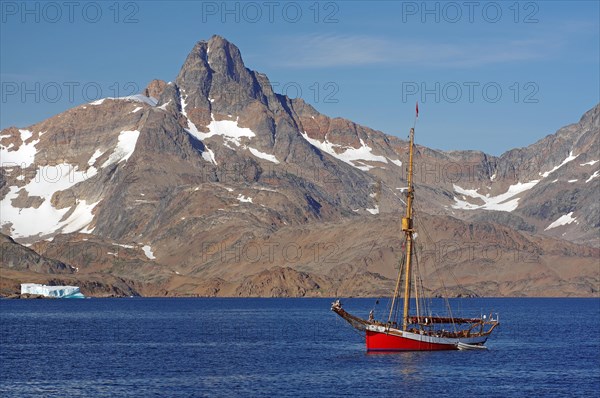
1,1,598,155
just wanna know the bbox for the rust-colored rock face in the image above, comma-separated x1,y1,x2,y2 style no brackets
1,36,598,297
144,79,168,100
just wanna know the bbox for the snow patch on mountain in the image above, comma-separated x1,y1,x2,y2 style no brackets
1,188,98,239
180,95,218,164
586,170,599,183
580,160,598,166
101,130,140,168
0,129,40,168
87,149,104,166
366,205,380,215
26,163,97,195
202,147,217,164
0,161,100,239
90,94,157,107
540,151,578,177
157,100,172,110
180,93,264,162
300,132,388,171
179,95,198,133
453,151,581,212
237,194,253,203
248,147,279,164
20,129,33,141
114,243,135,249
389,158,403,167
60,200,101,234
452,180,539,212
142,245,156,259
204,115,256,147
0,185,67,238
545,212,577,230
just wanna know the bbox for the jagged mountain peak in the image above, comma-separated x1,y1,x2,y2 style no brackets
170,36,291,149
177,35,245,82
171,36,401,168
175,35,264,105
205,35,248,78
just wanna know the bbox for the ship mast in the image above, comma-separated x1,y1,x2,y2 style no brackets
401,127,416,331
387,127,416,330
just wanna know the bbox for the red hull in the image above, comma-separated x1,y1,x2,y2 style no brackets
366,330,457,351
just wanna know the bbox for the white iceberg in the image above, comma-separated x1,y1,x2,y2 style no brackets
20,283,86,298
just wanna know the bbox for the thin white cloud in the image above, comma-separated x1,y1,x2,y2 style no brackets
271,34,560,68
275,34,389,68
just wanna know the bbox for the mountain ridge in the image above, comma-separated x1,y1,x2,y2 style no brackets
1,35,598,297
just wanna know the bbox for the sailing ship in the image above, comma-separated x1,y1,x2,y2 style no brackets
332,106,499,351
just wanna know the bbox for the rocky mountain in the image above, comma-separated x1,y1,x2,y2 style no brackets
446,105,599,247
1,35,598,297
0,233,137,297
0,233,73,275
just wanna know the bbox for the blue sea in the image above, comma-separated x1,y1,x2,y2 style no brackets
1,298,599,397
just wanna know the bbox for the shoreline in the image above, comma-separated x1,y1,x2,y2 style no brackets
2,295,599,300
